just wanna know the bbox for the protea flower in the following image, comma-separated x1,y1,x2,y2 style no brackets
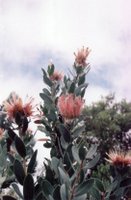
4,93,34,120
57,94,84,119
106,150,131,167
50,71,63,81
74,46,91,67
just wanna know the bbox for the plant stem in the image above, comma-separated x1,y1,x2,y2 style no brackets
69,160,84,200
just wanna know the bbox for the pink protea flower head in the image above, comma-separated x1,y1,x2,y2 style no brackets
50,71,63,81
74,46,91,67
4,93,34,120
57,94,84,119
106,150,131,167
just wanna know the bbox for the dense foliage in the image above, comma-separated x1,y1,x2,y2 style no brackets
83,94,131,157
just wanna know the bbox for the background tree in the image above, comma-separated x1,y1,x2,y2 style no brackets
83,94,131,156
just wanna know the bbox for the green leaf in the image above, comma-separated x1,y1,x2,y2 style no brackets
75,83,88,96
3,196,17,200
90,187,101,200
106,180,118,199
49,195,55,200
120,177,131,187
47,109,57,122
113,187,125,199
14,135,26,158
23,173,34,200
42,180,54,197
44,164,55,185
44,142,52,148
60,135,68,150
86,153,100,169
60,184,68,200
15,111,22,125
86,144,98,159
0,145,7,168
63,152,74,173
79,146,86,161
81,88,86,98
40,93,53,105
21,116,28,133
51,157,60,177
68,82,76,93
27,150,38,173
43,88,51,96
35,192,44,200
78,74,86,86
72,146,81,164
95,179,105,193
37,125,46,132
53,185,61,200
48,64,55,76
75,179,94,196
72,125,85,138
73,194,87,200
42,68,53,87
8,128,16,140
11,183,23,199
13,159,25,185
1,177,15,189
75,65,83,74
41,119,52,132
58,167,70,185
57,124,71,143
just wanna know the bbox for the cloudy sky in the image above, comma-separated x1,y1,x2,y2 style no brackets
0,0,131,105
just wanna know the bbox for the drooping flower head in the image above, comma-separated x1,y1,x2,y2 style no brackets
106,150,131,167
57,94,84,119
4,93,34,120
74,46,91,67
50,71,63,81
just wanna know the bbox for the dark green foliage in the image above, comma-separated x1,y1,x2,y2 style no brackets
48,64,54,76
68,82,76,93
21,116,28,134
14,135,26,158
75,179,94,196
42,68,53,87
2,196,17,200
13,159,25,185
8,128,16,141
57,124,71,143
23,174,34,200
1,177,15,189
79,145,86,161
27,150,38,173
42,180,54,198
40,93,53,105
83,94,131,154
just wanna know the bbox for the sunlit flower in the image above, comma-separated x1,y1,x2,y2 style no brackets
74,46,91,67
106,150,131,166
0,128,4,140
4,93,34,120
57,94,84,119
50,71,63,81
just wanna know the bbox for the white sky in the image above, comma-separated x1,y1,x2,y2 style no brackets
0,0,131,104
